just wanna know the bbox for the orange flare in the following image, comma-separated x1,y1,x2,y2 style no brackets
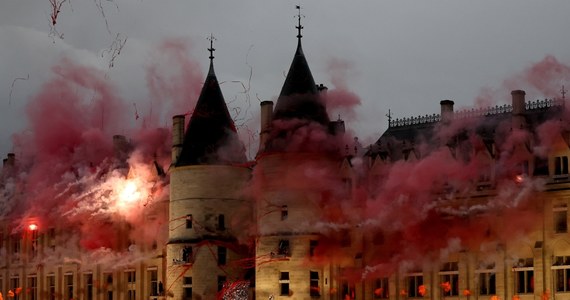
418,285,427,296
463,289,471,296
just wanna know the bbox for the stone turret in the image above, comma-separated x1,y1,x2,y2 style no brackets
167,38,251,299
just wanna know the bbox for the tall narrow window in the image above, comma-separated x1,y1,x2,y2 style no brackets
554,203,568,233
476,262,496,296
309,240,318,257
183,276,192,300
281,205,288,220
30,228,39,259
125,271,136,300
105,273,113,300
406,273,424,298
277,240,290,256
218,214,225,230
440,262,459,296
341,280,356,299
310,271,320,297
374,277,389,299
148,269,158,297
217,276,226,292
555,156,569,176
553,256,570,292
218,246,227,266
47,274,56,300
181,246,192,263
279,272,290,296
186,214,193,229
27,276,37,300
514,258,534,294
65,273,73,300
11,234,20,263
10,276,19,300
84,273,93,300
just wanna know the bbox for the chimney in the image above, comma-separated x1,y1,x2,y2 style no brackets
440,100,455,123
328,119,345,136
6,153,15,166
511,90,526,129
316,83,328,94
172,115,185,165
258,101,274,153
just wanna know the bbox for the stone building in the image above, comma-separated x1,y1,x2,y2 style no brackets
1,13,570,300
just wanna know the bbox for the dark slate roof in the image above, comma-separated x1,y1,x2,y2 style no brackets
368,100,564,161
272,39,329,125
175,62,245,166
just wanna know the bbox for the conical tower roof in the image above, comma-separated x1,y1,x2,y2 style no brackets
175,43,245,166
272,13,329,125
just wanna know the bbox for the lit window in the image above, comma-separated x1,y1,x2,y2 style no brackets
28,275,38,300
279,272,290,296
10,276,19,300
341,280,356,299
406,273,424,298
554,203,568,233
513,258,534,294
440,262,459,297
374,277,389,299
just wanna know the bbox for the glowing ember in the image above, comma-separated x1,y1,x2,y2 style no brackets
28,224,38,231
515,174,525,184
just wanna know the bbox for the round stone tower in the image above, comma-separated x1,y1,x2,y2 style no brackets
166,42,252,299
254,14,342,298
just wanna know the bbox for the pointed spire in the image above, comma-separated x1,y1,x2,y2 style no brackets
272,6,329,125
175,37,245,166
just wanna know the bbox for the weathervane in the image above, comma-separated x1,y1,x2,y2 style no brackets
386,109,392,125
207,33,216,61
295,5,304,39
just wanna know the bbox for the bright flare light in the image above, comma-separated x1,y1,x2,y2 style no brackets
118,180,142,205
28,224,38,231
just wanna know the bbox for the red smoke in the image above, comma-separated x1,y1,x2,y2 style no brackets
4,38,206,261
323,58,362,120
